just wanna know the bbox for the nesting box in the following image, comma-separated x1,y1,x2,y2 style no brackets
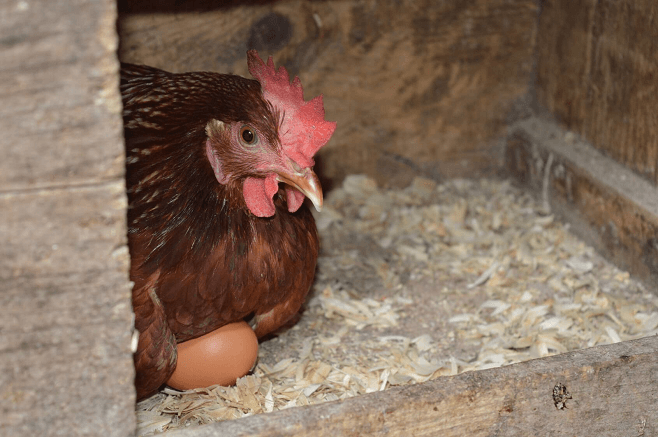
2,0,657,436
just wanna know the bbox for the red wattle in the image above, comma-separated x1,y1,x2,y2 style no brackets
243,175,278,217
285,187,306,213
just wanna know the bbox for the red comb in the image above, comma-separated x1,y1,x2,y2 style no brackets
247,50,336,168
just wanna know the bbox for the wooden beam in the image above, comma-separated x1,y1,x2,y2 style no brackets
506,117,658,286
167,335,658,436
0,0,135,435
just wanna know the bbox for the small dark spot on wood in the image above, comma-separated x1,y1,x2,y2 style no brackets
0,35,27,48
553,383,572,410
349,4,376,50
421,76,450,106
350,28,365,44
500,401,514,414
433,406,438,412
248,13,292,53
619,355,634,362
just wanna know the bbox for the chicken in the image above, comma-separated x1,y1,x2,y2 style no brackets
121,51,336,400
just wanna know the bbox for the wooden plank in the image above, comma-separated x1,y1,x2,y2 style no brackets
0,183,128,278
0,0,136,436
0,271,134,436
506,117,658,286
0,193,136,437
536,0,658,184
0,0,125,191
118,0,538,187
166,335,658,436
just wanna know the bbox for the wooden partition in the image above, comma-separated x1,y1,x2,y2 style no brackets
0,1,135,435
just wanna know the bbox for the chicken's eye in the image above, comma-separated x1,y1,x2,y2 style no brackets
239,125,258,146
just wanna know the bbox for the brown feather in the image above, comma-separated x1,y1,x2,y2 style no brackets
121,63,319,400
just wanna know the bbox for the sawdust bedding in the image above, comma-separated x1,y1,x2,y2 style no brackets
136,175,658,435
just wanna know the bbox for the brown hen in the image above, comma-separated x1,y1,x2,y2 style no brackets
121,51,336,400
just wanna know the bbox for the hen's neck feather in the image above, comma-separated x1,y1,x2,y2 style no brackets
121,63,287,276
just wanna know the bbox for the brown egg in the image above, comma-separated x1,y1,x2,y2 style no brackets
167,321,258,391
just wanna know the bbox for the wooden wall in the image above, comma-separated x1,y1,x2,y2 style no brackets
507,118,658,286
0,0,135,435
118,0,539,188
509,0,658,286
536,0,658,185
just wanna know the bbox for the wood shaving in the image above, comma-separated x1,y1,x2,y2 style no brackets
136,176,658,436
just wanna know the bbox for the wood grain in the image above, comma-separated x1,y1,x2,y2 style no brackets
536,0,658,185
506,117,658,287
0,0,125,191
0,0,135,436
1,183,128,278
118,0,538,188
167,335,658,436
0,271,134,436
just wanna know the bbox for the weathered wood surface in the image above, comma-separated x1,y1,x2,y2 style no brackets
536,0,658,185
506,117,658,286
1,0,125,190
118,0,538,188
0,0,135,436
168,335,658,436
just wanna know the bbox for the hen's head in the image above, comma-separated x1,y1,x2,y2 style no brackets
205,50,336,217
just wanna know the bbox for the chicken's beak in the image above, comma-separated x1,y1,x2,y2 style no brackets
276,164,323,212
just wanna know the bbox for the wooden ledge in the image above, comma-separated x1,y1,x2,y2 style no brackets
169,335,658,436
506,117,658,287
